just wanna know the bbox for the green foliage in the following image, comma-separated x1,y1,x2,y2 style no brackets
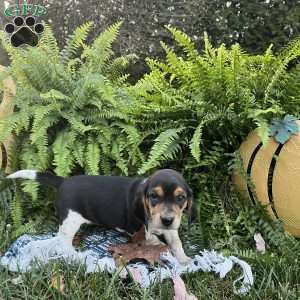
0,23,138,176
130,28,300,290
189,121,204,163
138,128,183,175
130,26,300,177
0,22,141,224
0,171,15,223
0,170,36,241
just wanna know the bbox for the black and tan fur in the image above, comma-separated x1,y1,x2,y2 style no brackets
7,168,194,264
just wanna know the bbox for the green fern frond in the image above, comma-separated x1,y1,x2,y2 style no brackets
0,31,24,65
265,37,300,102
10,194,23,229
72,140,86,168
203,32,216,62
85,137,100,175
0,174,15,220
31,105,55,136
12,220,37,238
111,139,128,175
216,44,226,79
160,42,188,80
104,54,138,83
138,128,183,175
189,122,204,162
0,110,33,141
113,122,141,146
166,25,198,59
38,23,60,62
21,181,39,202
66,114,94,134
81,22,123,73
61,21,93,64
53,130,75,176
99,156,111,175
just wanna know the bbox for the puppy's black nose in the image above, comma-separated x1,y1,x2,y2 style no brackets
161,216,174,227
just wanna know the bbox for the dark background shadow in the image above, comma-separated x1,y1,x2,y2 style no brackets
1,0,300,80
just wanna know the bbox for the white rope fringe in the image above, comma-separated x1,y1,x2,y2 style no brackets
0,234,254,295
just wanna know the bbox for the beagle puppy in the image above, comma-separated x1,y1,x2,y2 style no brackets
7,169,193,264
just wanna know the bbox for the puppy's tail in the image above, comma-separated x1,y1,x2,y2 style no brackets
7,170,63,189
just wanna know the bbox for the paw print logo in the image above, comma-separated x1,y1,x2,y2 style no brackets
5,16,44,47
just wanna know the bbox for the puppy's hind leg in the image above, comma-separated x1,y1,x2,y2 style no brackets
57,210,91,247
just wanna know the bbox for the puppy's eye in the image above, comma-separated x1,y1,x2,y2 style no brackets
176,195,186,203
149,193,160,205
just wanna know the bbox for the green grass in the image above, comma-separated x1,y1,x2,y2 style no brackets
1,179,300,299
0,261,299,299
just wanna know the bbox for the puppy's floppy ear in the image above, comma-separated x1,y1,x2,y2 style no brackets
133,178,150,223
126,178,150,233
186,186,195,229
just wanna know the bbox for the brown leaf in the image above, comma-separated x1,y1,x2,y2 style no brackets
130,226,146,243
254,233,266,253
173,275,198,300
72,233,86,246
50,275,65,294
109,241,169,266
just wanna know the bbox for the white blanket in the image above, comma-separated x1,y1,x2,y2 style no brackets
0,229,254,295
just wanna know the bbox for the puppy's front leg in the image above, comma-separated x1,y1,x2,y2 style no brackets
163,230,191,265
145,228,165,246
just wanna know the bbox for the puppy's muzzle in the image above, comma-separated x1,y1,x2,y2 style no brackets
160,216,174,227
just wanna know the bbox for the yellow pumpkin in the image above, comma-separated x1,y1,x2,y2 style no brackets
233,123,300,237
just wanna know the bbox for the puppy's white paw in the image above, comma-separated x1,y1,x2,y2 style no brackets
177,255,192,265
145,238,165,246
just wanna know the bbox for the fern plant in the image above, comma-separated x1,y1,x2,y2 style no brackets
126,29,300,260
129,27,300,182
0,23,141,174
0,22,143,226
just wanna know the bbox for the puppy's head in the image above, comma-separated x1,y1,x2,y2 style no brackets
139,169,193,230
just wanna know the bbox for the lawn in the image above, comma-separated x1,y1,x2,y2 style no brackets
0,218,300,300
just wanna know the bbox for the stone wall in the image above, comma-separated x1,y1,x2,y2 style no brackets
1,0,300,77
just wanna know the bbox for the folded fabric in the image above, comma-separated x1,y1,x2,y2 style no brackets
0,229,254,295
